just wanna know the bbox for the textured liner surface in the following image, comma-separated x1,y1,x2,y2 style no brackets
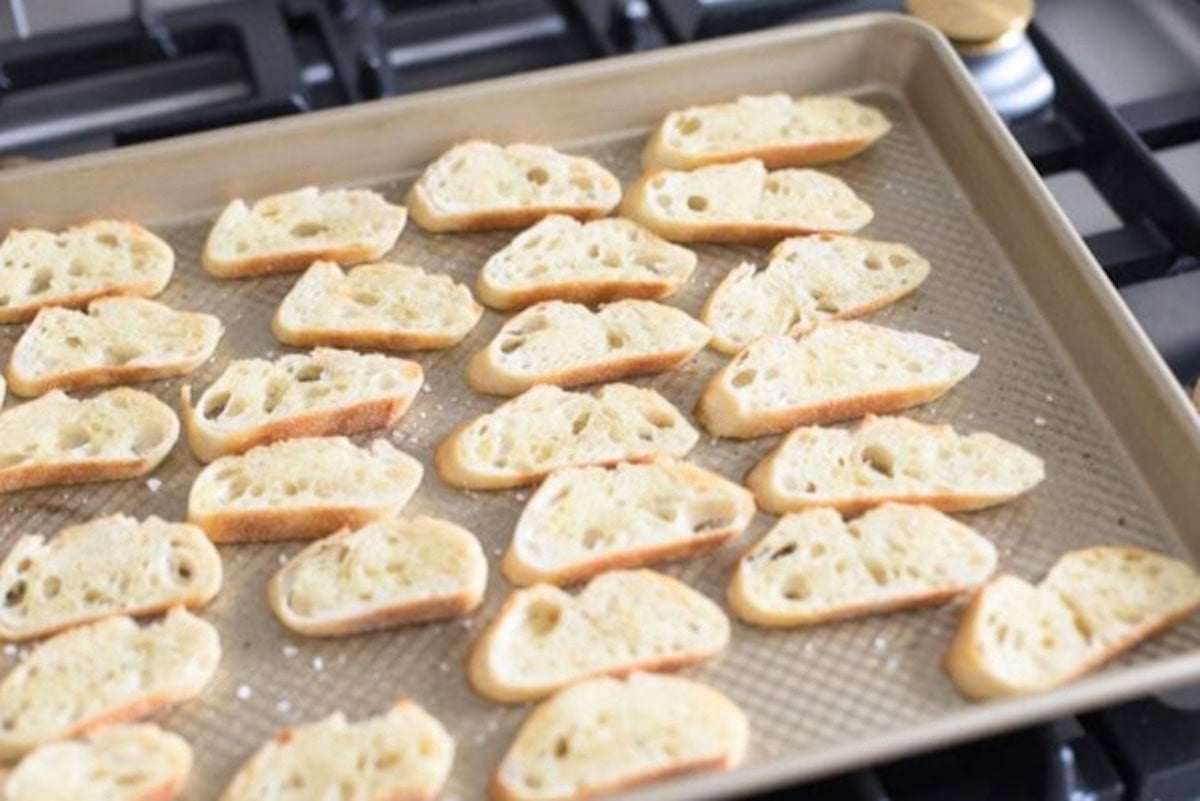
0,96,1196,801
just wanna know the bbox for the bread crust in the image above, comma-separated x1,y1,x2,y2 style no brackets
188,505,399,544
476,277,675,312
642,130,883,172
467,345,703,397
408,198,611,234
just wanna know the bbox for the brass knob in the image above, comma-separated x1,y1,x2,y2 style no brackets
906,0,1034,56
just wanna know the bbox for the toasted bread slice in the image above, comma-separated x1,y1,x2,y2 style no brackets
729,504,996,627
188,437,423,543
643,94,891,170
202,187,406,278
219,701,453,801
476,215,697,310
467,300,711,396
504,459,754,587
622,159,872,244
492,673,747,801
0,515,222,642
272,261,482,351
745,415,1045,516
0,609,220,761
696,321,979,439
945,547,1200,700
6,298,223,397
181,348,423,463
4,724,192,801
468,569,728,704
436,384,699,490
269,516,487,637
408,142,621,233
702,234,930,353
0,388,178,494
0,221,174,324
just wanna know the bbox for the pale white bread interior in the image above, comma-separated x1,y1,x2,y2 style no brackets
0,221,173,324
0,388,179,494
504,459,755,587
476,215,697,310
269,516,487,637
643,93,892,170
945,547,1200,700
0,515,222,642
407,141,621,233
219,700,453,801
4,724,192,801
621,159,873,244
0,608,220,761
728,504,997,628
493,672,747,801
696,321,979,439
702,233,930,354
181,347,423,463
745,415,1046,516
272,260,482,351
436,383,699,490
202,186,406,278
6,298,223,397
467,569,729,703
188,437,423,543
467,300,712,396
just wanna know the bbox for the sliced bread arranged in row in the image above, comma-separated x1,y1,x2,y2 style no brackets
181,347,423,462
203,186,407,278
468,569,728,704
188,437,423,543
272,260,482,351
437,384,698,489
643,93,891,170
467,300,711,396
7,297,223,397
697,321,979,439
477,215,696,310
0,221,174,324
746,415,1046,516
505,459,754,586
0,515,222,641
269,516,487,637
702,233,930,353
945,547,1200,700
408,142,621,233
493,673,747,801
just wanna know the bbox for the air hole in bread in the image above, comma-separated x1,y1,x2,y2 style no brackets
105,344,144,365
833,208,854,220
525,599,561,636
554,735,571,758
263,381,287,414
0,295,9,307
500,337,526,355
864,558,888,586
290,222,327,238
235,241,249,254
295,364,324,383
676,116,702,135
655,193,672,210
861,444,895,478
587,244,600,259
645,409,676,429
67,259,86,276
582,528,605,549
65,336,83,349
170,555,195,584
0,453,26,468
58,425,91,451
687,195,708,212
889,253,909,267
97,233,119,248
782,574,809,601
40,576,60,599
731,369,756,388
694,516,732,533
606,331,626,349
133,421,167,454
768,543,796,562
202,391,232,420
570,175,595,192
350,291,381,307
529,263,548,277
527,167,550,185
572,413,590,435
4,580,26,607
29,268,53,295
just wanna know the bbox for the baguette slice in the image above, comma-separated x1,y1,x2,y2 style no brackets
4,724,191,801
504,459,755,587
622,159,873,244
181,347,423,463
702,234,930,353
437,384,699,490
407,142,621,233
220,701,453,801
0,388,178,494
188,437,423,543
202,187,406,278
746,415,1045,516
272,260,482,351
0,515,222,642
477,215,697,310
7,298,223,397
269,516,487,637
0,608,220,760
493,673,747,801
643,93,891,170
468,300,711,396
0,221,174,324
945,547,1200,700
468,569,729,703
729,504,997,627
696,321,979,439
